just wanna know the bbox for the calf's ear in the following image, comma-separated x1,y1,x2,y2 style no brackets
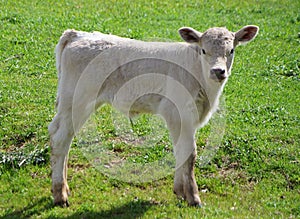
235,25,259,46
178,27,202,43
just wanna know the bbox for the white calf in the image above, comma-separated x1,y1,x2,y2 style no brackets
48,25,259,206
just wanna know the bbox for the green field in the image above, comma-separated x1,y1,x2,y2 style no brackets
1,0,299,218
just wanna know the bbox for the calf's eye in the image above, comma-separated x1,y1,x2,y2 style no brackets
230,49,234,55
202,49,206,55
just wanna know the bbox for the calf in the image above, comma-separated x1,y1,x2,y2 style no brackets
48,25,258,207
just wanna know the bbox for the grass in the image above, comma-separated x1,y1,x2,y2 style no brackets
0,0,300,218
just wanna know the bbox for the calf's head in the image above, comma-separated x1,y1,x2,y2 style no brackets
179,25,259,83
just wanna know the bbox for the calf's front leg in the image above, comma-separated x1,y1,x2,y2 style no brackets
173,142,201,206
164,110,201,206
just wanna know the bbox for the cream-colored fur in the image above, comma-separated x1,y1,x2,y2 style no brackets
49,25,259,206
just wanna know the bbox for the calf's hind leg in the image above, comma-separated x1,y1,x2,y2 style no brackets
49,93,101,206
48,113,74,207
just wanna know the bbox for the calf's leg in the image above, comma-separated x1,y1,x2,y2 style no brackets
49,90,102,207
174,148,200,206
162,107,201,206
48,113,73,207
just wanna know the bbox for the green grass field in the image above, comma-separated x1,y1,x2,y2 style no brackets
1,0,299,218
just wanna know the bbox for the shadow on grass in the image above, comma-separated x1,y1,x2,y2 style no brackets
1,197,153,219
62,200,154,219
1,196,53,219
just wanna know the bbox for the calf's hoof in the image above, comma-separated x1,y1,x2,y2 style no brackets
54,199,70,207
174,188,202,207
187,195,202,207
52,183,70,207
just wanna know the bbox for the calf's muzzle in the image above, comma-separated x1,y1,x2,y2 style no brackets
210,68,227,81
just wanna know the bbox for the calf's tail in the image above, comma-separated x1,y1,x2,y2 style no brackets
54,30,78,108
55,30,78,80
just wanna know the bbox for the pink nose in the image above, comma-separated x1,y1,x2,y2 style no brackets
210,68,226,80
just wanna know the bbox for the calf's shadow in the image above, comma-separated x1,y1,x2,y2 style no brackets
1,196,153,219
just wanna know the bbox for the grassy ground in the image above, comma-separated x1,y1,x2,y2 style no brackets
1,0,300,218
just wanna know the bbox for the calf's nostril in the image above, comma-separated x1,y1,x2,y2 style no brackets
210,68,227,81
211,68,225,75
